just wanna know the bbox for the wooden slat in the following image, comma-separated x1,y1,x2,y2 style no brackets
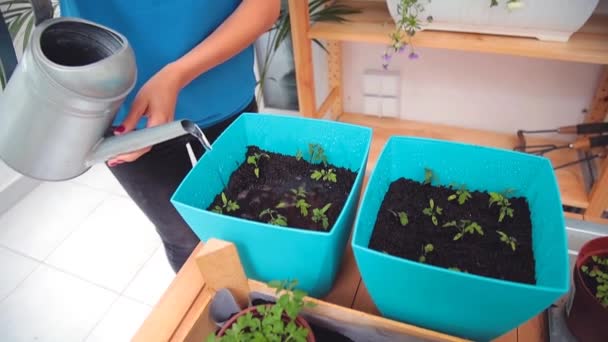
340,112,590,209
132,243,206,342
585,157,608,217
288,0,316,117
171,288,216,342
517,312,548,342
316,86,340,119
493,329,518,342
327,40,344,119
309,1,608,65
249,279,469,342
585,66,608,123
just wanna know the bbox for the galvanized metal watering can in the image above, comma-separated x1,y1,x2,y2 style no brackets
0,0,210,181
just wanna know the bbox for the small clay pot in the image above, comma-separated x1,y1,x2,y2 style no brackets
565,236,608,342
216,305,316,341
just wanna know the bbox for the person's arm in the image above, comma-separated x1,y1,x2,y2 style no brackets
109,0,281,166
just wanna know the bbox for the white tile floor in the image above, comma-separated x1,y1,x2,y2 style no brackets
0,164,176,342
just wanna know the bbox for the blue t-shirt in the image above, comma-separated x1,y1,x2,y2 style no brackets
59,0,256,129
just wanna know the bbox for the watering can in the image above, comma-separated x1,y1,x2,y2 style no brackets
0,0,210,181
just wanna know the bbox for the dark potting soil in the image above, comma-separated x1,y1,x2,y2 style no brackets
368,178,537,284
206,145,357,232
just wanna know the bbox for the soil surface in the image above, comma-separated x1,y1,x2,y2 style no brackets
207,145,356,232
368,177,536,284
580,254,608,306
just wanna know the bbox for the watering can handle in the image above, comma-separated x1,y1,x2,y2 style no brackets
0,0,53,81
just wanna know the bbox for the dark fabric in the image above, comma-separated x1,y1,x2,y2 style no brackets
106,99,258,272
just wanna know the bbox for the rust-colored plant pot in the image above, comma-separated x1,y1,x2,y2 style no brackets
565,236,608,342
217,305,316,342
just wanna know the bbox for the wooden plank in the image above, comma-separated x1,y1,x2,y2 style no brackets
316,86,340,119
132,243,206,342
585,66,608,123
322,242,362,308
352,279,380,315
249,279,470,342
172,288,216,342
327,40,344,119
565,211,585,220
309,1,608,65
195,239,251,309
585,157,608,217
340,112,590,209
288,0,316,117
493,329,518,342
517,312,548,342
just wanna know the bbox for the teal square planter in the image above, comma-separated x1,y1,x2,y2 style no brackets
352,136,570,341
171,113,372,298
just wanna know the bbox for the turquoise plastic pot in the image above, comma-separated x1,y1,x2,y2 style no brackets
352,136,569,341
171,113,372,297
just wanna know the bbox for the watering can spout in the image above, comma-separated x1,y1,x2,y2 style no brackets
85,120,212,167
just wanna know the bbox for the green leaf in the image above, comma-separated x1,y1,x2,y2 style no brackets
458,191,472,205
328,172,337,183
398,212,409,226
296,149,303,161
429,199,434,209
497,230,507,240
418,255,426,263
423,168,434,185
422,208,432,216
247,155,256,165
321,203,332,214
436,206,443,215
454,233,463,241
499,209,506,223
311,170,322,180
259,208,271,218
254,167,260,178
276,201,289,209
443,221,457,228
510,241,516,251
448,194,457,201
221,192,227,206
448,267,461,272
212,206,222,214
424,244,434,253
322,217,329,230
431,215,438,226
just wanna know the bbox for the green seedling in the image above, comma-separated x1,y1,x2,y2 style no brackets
311,168,337,183
448,267,461,272
259,208,288,227
418,243,434,263
287,186,311,217
422,199,442,226
295,149,303,161
496,230,518,251
207,279,315,342
448,184,472,205
423,167,434,185
312,203,332,230
388,209,409,226
581,255,608,308
296,199,311,217
443,220,483,241
212,192,239,214
489,191,515,222
308,143,328,166
290,186,307,199
247,152,270,178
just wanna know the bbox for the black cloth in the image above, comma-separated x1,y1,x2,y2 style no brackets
106,99,258,272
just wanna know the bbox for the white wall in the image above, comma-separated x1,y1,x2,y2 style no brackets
312,1,608,141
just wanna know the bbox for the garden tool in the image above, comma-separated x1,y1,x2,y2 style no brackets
515,122,608,152
0,0,211,181
515,135,608,156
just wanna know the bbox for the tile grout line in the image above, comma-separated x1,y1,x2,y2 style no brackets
70,179,129,198
0,261,44,304
80,293,123,342
119,244,162,298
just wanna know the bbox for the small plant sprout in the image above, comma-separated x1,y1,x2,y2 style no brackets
259,209,288,227
448,267,461,272
489,191,515,222
295,149,303,161
308,143,328,166
388,209,409,226
290,186,307,199
312,203,332,230
496,230,518,251
443,220,483,241
448,185,472,205
212,192,239,214
296,199,311,217
581,255,608,308
311,168,337,183
418,243,434,263
247,152,270,178
422,198,442,226
423,167,434,185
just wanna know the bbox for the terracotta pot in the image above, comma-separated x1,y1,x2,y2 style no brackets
565,236,608,342
217,305,316,342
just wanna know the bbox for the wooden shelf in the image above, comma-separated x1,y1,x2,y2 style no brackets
339,112,590,209
309,1,608,65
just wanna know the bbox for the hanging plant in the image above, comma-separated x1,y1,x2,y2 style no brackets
383,0,524,69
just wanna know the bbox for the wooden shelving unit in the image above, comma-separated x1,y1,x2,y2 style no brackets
287,0,608,219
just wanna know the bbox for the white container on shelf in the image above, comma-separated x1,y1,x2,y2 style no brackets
386,0,599,42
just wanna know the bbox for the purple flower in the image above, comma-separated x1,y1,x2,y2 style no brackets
397,45,406,54
408,52,419,60
382,53,392,62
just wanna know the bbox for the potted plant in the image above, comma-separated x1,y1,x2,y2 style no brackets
565,236,608,342
207,280,316,342
352,136,569,341
171,113,372,298
381,0,599,67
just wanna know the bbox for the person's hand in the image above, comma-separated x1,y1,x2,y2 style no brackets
108,63,184,167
